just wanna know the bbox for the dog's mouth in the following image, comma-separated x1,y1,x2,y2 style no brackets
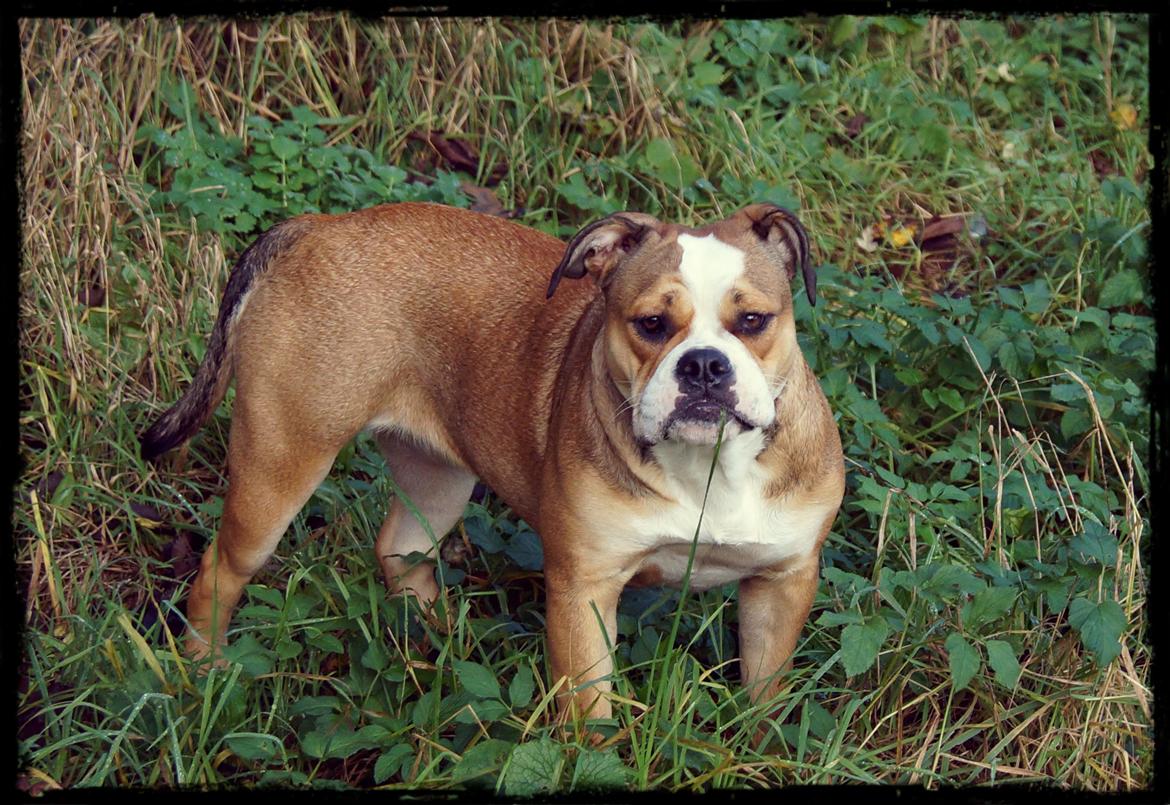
660,394,757,445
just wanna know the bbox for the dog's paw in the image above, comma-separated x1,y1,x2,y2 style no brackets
184,630,230,673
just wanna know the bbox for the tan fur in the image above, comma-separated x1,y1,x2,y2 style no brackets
147,201,844,723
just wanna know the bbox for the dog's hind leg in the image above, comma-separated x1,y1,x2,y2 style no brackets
185,403,345,660
374,431,476,608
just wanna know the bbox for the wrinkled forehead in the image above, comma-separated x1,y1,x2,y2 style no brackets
607,224,786,307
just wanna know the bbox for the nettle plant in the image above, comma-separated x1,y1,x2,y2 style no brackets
137,79,469,243
799,262,1147,687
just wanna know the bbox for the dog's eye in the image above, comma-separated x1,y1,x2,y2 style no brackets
634,315,669,341
736,312,773,335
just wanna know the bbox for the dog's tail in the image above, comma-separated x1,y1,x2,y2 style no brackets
140,219,308,461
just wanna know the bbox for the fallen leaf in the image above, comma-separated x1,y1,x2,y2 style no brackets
161,531,201,578
35,471,64,501
1089,149,1118,178
409,130,507,185
855,225,879,253
460,182,522,219
889,225,917,248
843,112,869,140
1110,103,1138,131
920,216,965,244
130,502,164,527
77,283,105,307
917,216,963,288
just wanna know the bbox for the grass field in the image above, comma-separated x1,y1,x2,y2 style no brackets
17,15,1152,792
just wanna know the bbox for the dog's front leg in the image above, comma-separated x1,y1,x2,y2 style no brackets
543,562,624,722
736,556,820,704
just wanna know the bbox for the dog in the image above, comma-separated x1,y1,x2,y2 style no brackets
141,201,844,720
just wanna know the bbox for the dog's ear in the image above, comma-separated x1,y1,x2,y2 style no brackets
740,203,816,306
547,212,660,299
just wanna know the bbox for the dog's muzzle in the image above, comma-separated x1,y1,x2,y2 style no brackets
660,347,759,442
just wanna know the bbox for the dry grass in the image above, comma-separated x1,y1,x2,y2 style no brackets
17,16,1152,791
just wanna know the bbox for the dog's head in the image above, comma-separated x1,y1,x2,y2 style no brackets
548,203,815,448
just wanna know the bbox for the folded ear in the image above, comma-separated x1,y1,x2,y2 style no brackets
546,212,661,299
739,203,816,306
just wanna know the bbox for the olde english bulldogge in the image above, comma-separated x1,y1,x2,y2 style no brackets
141,201,844,721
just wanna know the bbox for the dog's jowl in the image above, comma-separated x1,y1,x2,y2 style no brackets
142,202,844,720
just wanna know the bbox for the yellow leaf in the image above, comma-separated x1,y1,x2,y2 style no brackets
117,611,171,691
889,225,917,248
1110,103,1137,131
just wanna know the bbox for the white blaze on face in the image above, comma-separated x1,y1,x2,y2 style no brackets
633,233,778,445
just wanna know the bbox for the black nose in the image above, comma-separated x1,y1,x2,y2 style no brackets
675,347,734,392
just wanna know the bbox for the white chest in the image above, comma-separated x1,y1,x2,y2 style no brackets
592,436,833,590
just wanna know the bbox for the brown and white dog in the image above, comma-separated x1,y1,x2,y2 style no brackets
141,202,844,720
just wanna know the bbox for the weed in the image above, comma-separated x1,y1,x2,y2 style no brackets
18,15,1150,792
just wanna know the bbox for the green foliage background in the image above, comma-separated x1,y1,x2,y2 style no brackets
18,15,1151,791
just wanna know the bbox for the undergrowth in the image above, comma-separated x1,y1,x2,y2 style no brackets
17,15,1151,792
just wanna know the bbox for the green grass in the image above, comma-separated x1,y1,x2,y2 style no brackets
17,15,1151,792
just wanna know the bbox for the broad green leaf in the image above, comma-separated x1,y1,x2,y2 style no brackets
827,16,859,47
509,666,535,709
571,748,628,791
921,564,984,600
411,689,439,731
307,631,345,654
454,698,509,723
1098,270,1144,309
840,616,888,677
506,529,544,570
643,138,676,178
1070,524,1119,566
945,633,980,691
226,733,280,762
815,610,865,628
452,739,513,785
249,585,285,608
965,337,992,371
1073,307,1110,331
690,61,725,86
300,729,330,760
985,640,1021,689
454,659,502,700
374,743,414,784
288,696,340,718
640,138,700,187
1060,408,1093,440
917,123,951,157
805,700,837,740
1049,382,1085,402
464,513,507,553
1068,597,1126,666
962,585,1017,629
222,633,275,677
938,388,966,413
270,134,299,161
1035,576,1074,616
997,341,1023,377
361,639,389,672
275,637,302,661
504,739,565,796
304,723,391,761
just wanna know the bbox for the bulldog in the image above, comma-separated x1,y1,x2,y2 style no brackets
141,201,844,720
